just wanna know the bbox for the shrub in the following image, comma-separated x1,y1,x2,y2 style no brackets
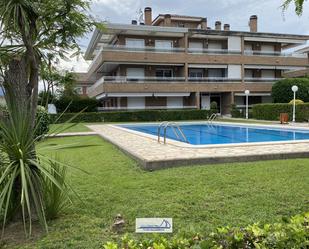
103,212,309,249
289,99,304,105
231,104,243,118
55,96,99,113
35,105,51,137
210,101,218,111
50,109,214,123
0,104,50,137
252,103,309,122
271,78,309,103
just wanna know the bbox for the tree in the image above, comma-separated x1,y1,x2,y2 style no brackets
271,78,309,103
0,0,99,128
282,0,307,15
0,0,102,237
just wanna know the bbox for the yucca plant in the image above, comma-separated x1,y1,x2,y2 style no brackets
0,88,78,237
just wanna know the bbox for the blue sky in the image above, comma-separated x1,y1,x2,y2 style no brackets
77,0,309,50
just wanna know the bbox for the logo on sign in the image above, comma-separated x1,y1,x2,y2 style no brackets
136,218,173,233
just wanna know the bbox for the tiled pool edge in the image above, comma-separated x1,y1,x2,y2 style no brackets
145,152,309,170
88,124,309,171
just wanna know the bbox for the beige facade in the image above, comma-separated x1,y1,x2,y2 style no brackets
77,7,309,114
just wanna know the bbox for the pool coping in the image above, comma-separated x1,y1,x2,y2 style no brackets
88,122,309,170
113,121,309,149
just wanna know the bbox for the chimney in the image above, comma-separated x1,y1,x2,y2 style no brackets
249,15,258,32
201,18,207,30
164,14,172,26
215,21,221,30
131,20,137,25
224,24,230,31
144,7,152,25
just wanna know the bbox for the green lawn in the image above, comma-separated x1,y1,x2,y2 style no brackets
49,123,90,133
8,135,309,248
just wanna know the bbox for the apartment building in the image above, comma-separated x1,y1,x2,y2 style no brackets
77,7,309,114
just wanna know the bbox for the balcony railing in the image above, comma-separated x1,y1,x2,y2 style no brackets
188,77,241,82
102,76,186,83
188,48,241,55
102,45,185,53
89,76,280,94
244,77,282,82
244,50,307,58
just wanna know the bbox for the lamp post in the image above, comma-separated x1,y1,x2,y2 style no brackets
245,90,250,119
291,85,298,123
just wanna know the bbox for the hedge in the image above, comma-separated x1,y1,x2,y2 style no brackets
103,212,309,249
252,103,309,122
54,96,99,113
271,78,309,103
51,109,214,123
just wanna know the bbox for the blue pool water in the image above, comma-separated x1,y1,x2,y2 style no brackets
120,123,309,145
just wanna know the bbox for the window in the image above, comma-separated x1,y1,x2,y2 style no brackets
208,69,225,78
208,41,223,50
125,38,144,48
189,69,203,78
156,69,173,78
126,68,145,81
189,42,203,49
261,70,275,78
155,40,173,49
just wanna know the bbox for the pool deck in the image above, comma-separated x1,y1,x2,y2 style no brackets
88,122,309,170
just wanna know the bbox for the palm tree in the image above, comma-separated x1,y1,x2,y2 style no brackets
282,0,307,15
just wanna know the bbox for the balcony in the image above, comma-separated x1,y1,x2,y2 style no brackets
188,77,241,82
102,45,185,53
188,48,241,55
244,50,307,58
244,77,282,83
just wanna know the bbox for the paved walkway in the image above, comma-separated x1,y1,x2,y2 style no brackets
88,124,309,170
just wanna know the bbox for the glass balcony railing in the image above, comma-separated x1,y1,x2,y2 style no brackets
102,45,185,53
188,48,241,54
188,77,241,82
102,76,186,83
244,77,282,82
244,50,307,58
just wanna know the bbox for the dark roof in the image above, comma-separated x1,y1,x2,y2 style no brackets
189,29,309,40
152,14,204,25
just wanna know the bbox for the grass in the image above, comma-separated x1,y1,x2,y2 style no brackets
49,123,90,133
6,135,308,248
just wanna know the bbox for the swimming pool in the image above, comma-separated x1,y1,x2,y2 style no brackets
120,123,309,145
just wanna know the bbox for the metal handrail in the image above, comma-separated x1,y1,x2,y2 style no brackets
157,122,188,144
207,113,217,124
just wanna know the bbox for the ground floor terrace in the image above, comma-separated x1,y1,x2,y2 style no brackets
98,91,272,114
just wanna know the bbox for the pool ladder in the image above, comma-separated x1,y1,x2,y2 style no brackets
207,113,217,124
157,122,188,144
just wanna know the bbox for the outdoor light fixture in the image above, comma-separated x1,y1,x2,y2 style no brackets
245,90,250,120
291,85,298,123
